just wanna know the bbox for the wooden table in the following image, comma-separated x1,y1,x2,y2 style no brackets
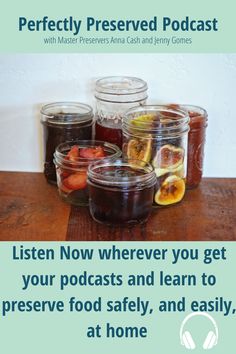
0,172,235,241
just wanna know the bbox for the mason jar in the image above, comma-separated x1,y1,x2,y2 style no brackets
94,76,148,149
181,105,208,189
54,140,121,206
87,159,156,225
122,105,190,206
41,102,94,184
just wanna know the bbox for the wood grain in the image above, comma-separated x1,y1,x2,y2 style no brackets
0,172,235,241
0,172,70,240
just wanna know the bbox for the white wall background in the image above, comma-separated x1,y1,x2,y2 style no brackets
0,53,235,177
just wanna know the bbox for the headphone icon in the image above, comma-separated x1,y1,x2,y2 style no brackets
180,312,219,350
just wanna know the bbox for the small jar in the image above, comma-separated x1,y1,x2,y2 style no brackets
41,102,94,184
182,105,208,188
88,159,156,225
54,140,121,206
122,105,189,206
95,76,148,149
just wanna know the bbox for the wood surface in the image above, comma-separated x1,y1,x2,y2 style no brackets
0,172,235,241
0,172,70,241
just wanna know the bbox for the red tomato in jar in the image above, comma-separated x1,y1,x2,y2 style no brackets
63,171,87,190
67,145,79,161
79,146,105,159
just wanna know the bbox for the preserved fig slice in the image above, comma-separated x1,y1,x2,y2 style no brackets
152,144,184,170
154,175,185,205
131,114,155,127
154,163,184,178
127,138,152,165
166,104,180,110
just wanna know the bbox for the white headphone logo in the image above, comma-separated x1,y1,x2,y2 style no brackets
180,312,219,350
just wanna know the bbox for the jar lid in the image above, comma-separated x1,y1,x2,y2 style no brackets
123,105,190,139
95,76,148,103
40,102,93,125
88,159,156,189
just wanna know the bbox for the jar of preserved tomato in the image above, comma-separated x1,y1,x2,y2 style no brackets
122,105,190,206
41,102,94,184
94,76,148,149
181,105,208,188
54,140,121,206
87,159,156,225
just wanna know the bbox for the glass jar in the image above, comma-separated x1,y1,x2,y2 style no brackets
54,140,121,206
182,105,208,189
94,76,148,149
87,159,156,225
41,102,94,184
165,104,208,189
122,105,190,206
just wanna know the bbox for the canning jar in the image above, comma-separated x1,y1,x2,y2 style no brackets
182,105,208,189
41,102,94,184
54,140,121,206
94,76,148,149
87,159,156,225
122,105,190,206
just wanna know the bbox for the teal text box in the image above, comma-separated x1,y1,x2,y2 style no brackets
0,242,235,353
0,0,235,53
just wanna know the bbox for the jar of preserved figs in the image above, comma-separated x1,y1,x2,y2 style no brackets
87,159,156,225
182,105,208,189
122,105,190,206
165,104,208,188
41,102,94,184
54,140,121,206
95,76,148,149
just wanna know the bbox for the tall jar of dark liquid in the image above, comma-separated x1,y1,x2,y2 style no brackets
95,76,148,149
41,102,93,184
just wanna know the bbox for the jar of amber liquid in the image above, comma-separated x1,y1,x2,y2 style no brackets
95,76,148,149
182,105,208,188
41,102,93,184
122,105,189,206
87,159,156,225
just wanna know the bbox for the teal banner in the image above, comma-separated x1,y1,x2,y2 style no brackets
0,0,235,53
